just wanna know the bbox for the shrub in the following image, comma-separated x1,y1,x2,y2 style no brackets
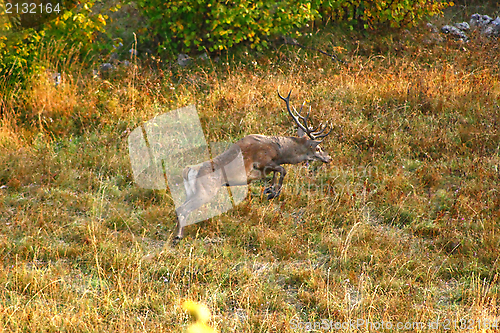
0,0,108,86
135,0,452,56
135,0,318,54
316,0,454,30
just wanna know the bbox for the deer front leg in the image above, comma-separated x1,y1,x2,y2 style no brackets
174,211,187,241
263,166,286,199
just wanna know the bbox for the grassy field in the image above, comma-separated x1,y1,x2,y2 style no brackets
1,5,500,332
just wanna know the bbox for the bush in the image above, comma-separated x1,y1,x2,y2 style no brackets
135,0,318,55
0,0,108,86
135,0,452,56
316,0,454,30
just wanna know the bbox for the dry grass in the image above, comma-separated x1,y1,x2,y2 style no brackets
1,12,499,332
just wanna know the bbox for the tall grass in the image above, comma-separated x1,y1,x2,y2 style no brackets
0,16,499,332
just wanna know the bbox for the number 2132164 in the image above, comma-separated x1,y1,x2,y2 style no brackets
5,2,61,14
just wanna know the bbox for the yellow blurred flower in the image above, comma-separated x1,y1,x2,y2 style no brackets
182,300,217,333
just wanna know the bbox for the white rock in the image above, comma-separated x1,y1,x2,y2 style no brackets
441,25,468,41
100,63,114,72
197,53,209,61
470,13,493,29
427,23,439,33
454,22,470,31
177,53,191,67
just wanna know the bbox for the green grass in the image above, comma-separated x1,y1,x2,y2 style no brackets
1,10,500,332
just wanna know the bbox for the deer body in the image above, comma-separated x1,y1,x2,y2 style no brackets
174,91,332,240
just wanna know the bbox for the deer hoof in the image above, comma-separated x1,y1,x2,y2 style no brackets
264,187,275,199
172,235,182,245
267,189,281,199
264,186,281,199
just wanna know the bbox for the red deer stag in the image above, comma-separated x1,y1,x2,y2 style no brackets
174,90,332,240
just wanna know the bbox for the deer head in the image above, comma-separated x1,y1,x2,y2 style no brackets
278,89,332,163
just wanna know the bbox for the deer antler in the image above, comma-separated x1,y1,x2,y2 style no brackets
311,121,333,140
277,89,333,141
278,89,309,136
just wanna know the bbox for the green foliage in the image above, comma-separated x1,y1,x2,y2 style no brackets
315,0,454,29
135,0,318,55
0,1,107,86
135,0,452,56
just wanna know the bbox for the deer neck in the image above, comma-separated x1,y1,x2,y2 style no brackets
273,136,310,165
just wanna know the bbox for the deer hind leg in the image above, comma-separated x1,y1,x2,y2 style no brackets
263,166,286,199
175,195,209,240
175,177,222,240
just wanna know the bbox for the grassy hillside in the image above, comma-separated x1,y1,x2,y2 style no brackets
1,7,499,332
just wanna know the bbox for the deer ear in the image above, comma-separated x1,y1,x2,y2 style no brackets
297,127,306,137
